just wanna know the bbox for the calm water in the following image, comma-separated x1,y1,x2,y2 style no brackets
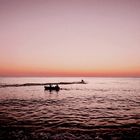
0,77,140,139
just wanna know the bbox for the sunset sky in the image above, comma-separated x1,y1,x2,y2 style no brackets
0,0,140,77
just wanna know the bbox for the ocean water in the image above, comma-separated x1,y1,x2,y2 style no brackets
0,77,140,140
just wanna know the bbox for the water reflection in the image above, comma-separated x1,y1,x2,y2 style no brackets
0,78,140,139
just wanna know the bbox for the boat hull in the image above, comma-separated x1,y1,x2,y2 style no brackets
44,86,60,91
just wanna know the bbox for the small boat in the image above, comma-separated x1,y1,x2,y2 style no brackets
80,79,86,84
44,84,60,91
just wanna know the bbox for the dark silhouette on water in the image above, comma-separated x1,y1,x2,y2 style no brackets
81,79,86,84
0,80,87,88
44,84,60,91
44,80,86,91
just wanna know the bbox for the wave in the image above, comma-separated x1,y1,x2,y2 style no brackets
0,81,87,88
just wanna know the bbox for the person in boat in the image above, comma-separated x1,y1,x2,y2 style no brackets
55,84,60,90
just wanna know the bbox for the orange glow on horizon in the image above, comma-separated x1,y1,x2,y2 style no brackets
0,64,140,77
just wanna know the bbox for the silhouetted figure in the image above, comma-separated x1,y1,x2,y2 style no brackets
44,84,60,91
55,84,60,91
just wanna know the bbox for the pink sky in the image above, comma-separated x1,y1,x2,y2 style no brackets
0,0,140,77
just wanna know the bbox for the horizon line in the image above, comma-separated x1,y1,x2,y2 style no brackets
0,76,140,78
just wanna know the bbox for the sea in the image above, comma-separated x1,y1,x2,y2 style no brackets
0,77,140,140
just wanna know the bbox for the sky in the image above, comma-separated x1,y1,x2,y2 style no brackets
0,0,140,77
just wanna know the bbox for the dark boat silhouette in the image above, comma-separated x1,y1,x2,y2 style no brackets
44,84,60,91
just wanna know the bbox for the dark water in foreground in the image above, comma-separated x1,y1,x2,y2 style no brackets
0,77,140,140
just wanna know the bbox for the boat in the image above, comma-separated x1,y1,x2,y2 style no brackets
44,84,60,91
